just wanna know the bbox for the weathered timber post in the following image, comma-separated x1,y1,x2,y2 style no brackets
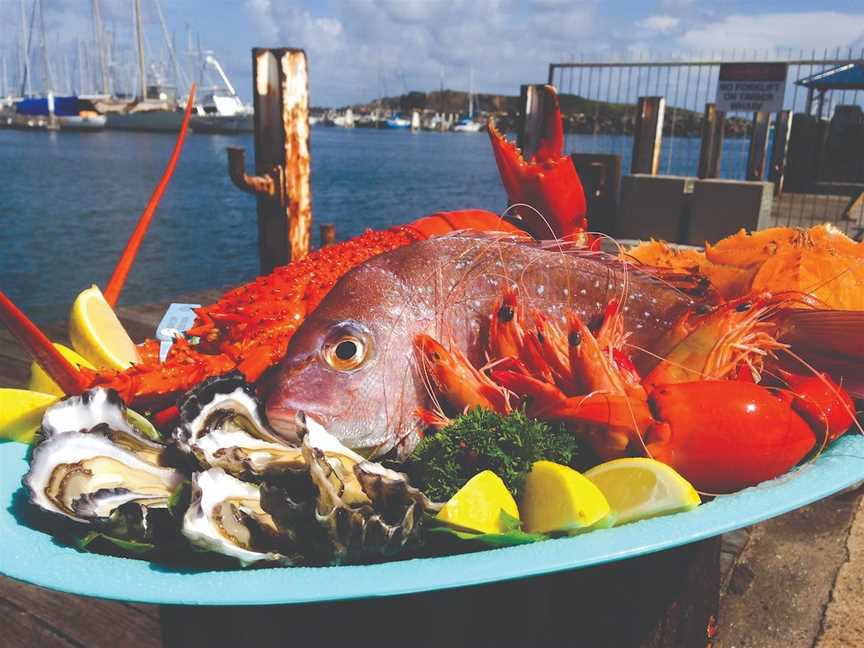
517,84,559,161
697,103,725,179
769,111,794,195
746,111,771,181
631,97,665,175
319,223,336,247
227,48,311,274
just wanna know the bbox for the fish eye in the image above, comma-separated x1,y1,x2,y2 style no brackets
322,322,372,372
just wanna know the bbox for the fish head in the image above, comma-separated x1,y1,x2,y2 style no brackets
265,260,429,459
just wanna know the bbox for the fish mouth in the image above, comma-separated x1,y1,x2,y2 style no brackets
266,407,325,445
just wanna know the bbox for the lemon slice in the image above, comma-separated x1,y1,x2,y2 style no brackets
28,343,95,396
69,285,140,370
520,461,610,534
436,471,519,535
0,389,59,443
585,458,701,526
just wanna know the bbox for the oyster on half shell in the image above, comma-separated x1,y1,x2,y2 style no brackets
24,388,182,535
182,467,290,566
174,373,309,478
25,431,182,522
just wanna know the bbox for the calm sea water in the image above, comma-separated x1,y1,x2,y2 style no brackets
0,127,748,324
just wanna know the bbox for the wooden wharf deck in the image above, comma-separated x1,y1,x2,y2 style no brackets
1,290,863,648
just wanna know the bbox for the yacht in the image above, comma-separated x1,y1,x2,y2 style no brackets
189,55,253,134
385,114,411,129
452,68,484,132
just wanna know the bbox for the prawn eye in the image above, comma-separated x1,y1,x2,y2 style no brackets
322,321,373,372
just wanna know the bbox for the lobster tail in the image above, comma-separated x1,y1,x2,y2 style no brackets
488,85,587,240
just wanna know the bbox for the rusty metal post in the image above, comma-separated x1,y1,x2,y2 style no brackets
768,111,793,194
631,97,665,175
697,103,725,179
319,223,336,247
517,84,558,161
227,48,311,274
746,111,771,181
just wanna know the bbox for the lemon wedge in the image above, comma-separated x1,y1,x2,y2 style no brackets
0,389,58,443
436,471,519,535
520,461,610,534
28,343,95,396
584,458,701,526
69,285,140,370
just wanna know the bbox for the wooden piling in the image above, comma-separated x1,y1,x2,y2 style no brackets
631,97,665,175
227,48,312,274
517,84,558,161
697,103,724,179
769,111,793,194
746,111,771,182
319,223,336,247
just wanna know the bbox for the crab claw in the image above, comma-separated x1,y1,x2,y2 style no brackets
488,85,587,240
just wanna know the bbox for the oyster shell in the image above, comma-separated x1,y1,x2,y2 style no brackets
24,431,182,522
174,373,309,477
261,431,432,565
41,388,165,464
182,468,289,566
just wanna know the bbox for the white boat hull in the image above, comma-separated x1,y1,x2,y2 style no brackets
190,114,253,134
58,115,107,131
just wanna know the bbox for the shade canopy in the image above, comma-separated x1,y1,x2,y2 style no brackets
796,62,864,91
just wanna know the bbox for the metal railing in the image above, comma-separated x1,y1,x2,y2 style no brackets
548,49,864,230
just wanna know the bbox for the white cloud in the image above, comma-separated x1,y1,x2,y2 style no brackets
242,0,599,105
678,12,864,54
640,15,680,33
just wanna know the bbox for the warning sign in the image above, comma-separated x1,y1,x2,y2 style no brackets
715,63,788,113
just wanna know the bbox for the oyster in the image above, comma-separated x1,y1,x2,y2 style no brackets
182,468,289,566
41,388,165,464
261,431,432,565
25,431,182,522
174,373,309,477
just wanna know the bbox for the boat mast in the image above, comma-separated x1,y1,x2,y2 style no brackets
19,0,31,96
77,38,86,95
91,0,110,95
468,67,474,120
36,0,54,93
153,0,185,94
133,0,146,100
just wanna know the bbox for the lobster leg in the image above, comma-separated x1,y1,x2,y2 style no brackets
0,291,88,395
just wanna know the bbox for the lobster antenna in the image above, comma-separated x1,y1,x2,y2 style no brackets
0,291,89,395
103,83,198,307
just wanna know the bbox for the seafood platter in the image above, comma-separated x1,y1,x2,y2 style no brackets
1,86,863,604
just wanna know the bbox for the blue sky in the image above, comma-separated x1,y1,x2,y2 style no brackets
4,1,864,106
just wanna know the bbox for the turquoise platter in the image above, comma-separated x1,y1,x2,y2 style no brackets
1,435,863,606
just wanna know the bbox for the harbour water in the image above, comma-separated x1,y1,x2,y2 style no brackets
1,127,749,324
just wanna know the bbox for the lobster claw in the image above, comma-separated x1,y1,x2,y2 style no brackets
488,85,587,240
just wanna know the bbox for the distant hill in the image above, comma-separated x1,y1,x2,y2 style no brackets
316,90,751,138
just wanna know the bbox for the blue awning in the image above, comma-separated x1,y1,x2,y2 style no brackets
795,62,864,90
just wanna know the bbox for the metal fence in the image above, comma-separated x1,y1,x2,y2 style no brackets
549,49,863,177
548,49,864,231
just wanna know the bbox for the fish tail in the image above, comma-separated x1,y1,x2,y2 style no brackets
777,309,864,397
